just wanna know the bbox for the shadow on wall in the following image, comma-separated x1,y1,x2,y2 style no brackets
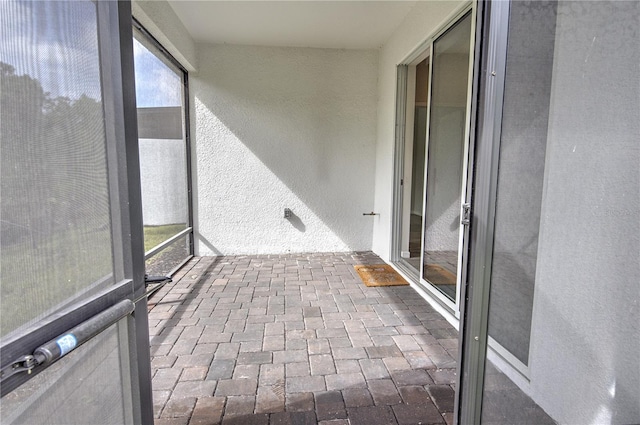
286,211,306,233
197,237,223,256
190,44,378,253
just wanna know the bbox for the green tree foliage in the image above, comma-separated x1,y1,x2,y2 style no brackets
1,62,113,335
1,62,109,247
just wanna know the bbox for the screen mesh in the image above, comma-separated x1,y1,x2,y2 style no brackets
1,2,133,424
0,323,132,424
1,0,114,338
133,27,190,276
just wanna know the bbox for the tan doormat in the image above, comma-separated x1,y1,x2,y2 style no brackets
354,264,409,287
424,264,456,285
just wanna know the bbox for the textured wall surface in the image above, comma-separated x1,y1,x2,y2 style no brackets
191,44,378,255
139,139,188,226
372,1,465,260
529,2,640,423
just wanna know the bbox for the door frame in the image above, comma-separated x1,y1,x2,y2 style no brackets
455,0,511,423
107,3,154,422
396,49,430,274
132,18,195,274
391,1,476,318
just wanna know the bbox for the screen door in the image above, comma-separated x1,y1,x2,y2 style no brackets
1,1,152,423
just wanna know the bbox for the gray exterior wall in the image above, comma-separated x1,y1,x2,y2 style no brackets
139,138,188,226
137,107,187,227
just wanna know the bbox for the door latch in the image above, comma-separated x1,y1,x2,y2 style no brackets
461,203,471,226
138,275,172,302
0,355,40,380
144,274,171,287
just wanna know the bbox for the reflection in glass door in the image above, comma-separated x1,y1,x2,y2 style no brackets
400,58,430,273
422,12,473,301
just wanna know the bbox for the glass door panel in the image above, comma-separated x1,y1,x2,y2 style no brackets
409,103,427,268
479,3,556,422
400,58,430,273
485,0,554,369
133,25,192,277
423,12,473,301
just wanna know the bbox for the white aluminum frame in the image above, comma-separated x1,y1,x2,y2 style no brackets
391,1,477,319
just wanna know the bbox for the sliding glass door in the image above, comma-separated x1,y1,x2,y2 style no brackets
394,7,475,313
422,12,473,303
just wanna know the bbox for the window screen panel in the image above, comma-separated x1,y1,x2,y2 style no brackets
1,0,114,338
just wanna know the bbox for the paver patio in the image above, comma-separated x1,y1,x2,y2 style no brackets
148,252,458,425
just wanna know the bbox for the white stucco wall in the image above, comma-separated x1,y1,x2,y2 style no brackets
372,1,467,260
527,2,640,423
191,44,378,255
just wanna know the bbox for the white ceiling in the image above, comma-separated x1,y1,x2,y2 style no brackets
167,1,418,50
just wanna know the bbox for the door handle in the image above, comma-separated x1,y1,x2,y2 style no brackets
461,203,471,226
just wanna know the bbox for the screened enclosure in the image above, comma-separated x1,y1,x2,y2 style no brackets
133,22,193,277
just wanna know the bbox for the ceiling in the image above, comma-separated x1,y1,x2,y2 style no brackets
166,1,418,50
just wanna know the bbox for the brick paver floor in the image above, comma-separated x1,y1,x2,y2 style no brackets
148,252,458,425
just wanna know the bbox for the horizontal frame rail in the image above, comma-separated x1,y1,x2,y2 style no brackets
144,227,192,260
0,279,134,396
